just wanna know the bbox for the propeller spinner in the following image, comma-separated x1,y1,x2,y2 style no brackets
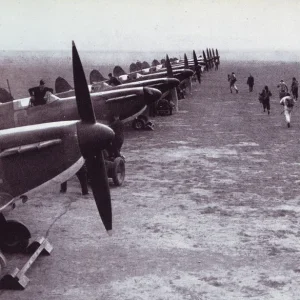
72,41,114,234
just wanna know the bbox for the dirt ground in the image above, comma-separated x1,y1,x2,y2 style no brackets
1,61,300,299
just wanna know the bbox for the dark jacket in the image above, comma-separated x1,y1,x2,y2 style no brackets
262,89,272,101
247,76,254,86
107,77,121,86
28,86,54,106
110,119,124,142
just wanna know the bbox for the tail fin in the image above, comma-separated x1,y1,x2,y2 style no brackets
0,88,14,103
113,66,126,77
90,70,107,84
55,77,73,93
129,63,137,73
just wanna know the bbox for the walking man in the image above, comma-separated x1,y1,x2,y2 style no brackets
228,72,238,94
246,74,254,92
291,77,298,101
260,86,272,114
60,164,89,195
280,93,295,128
107,115,124,158
277,79,288,99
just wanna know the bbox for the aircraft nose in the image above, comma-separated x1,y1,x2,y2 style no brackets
183,69,194,78
77,122,115,157
167,78,180,88
143,87,162,104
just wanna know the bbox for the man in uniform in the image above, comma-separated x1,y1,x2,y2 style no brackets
277,79,288,99
28,80,53,106
60,165,89,195
291,77,298,101
247,74,254,92
280,93,295,128
107,73,121,86
229,72,238,94
107,115,124,158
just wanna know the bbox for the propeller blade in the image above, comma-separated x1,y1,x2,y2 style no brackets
206,48,210,69
216,49,220,64
72,41,96,123
85,153,112,232
72,41,114,233
212,49,216,62
203,50,208,71
184,53,189,69
193,50,201,84
166,54,174,78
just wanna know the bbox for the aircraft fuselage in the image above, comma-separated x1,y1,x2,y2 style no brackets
0,87,161,130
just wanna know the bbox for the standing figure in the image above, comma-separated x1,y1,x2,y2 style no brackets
28,80,53,106
228,72,238,93
260,86,272,114
215,59,219,70
291,77,298,101
277,79,288,99
60,164,89,195
280,93,295,128
107,115,124,158
247,74,254,92
107,73,121,86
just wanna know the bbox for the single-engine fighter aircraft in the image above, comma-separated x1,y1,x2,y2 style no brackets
0,83,161,131
107,59,193,85
0,41,115,265
143,52,201,84
55,75,178,129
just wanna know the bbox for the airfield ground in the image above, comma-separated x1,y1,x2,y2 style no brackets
1,60,300,299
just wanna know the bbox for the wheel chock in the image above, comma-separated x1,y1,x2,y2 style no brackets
0,237,53,290
26,236,53,255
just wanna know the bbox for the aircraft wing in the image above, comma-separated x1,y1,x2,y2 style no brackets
105,94,138,104
0,120,84,212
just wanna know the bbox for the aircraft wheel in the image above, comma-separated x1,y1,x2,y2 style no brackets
132,118,145,130
0,220,31,253
112,157,125,186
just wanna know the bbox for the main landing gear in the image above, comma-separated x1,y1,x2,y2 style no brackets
0,213,31,276
104,152,126,186
0,214,31,254
132,115,154,130
0,213,53,289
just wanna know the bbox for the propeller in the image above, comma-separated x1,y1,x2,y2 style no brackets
212,49,216,64
202,50,208,71
206,48,210,69
209,49,213,68
166,54,174,78
216,49,220,64
184,53,189,69
193,50,201,84
72,41,114,234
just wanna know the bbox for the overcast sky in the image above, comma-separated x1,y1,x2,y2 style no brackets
0,0,299,52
